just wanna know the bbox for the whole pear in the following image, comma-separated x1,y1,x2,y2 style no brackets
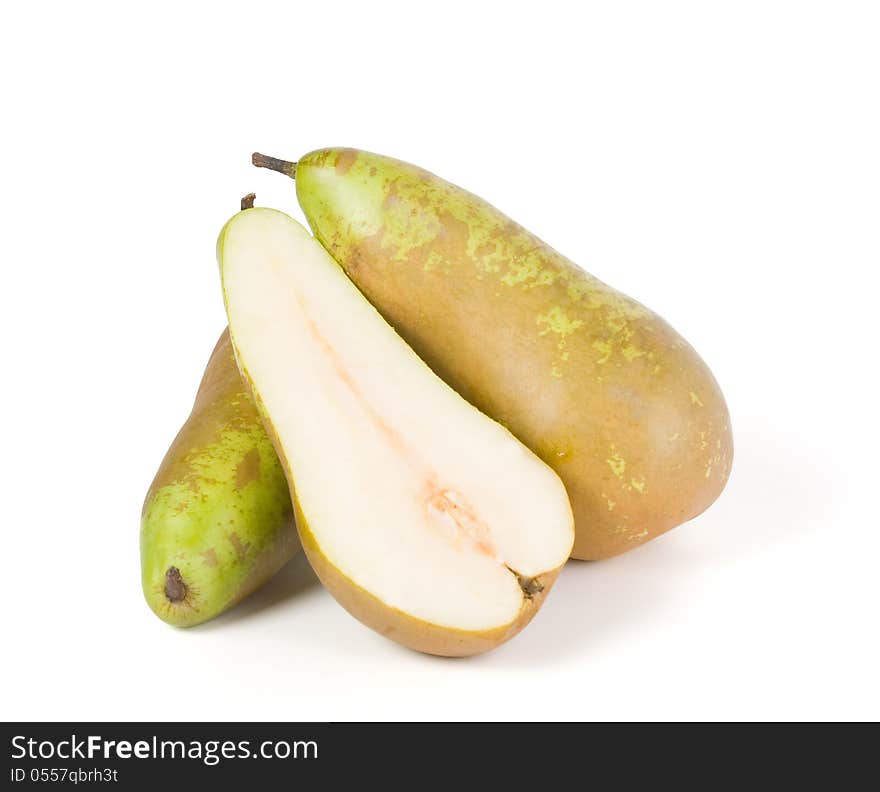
254,149,732,560
141,328,298,626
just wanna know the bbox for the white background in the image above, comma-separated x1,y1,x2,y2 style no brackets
2,1,878,721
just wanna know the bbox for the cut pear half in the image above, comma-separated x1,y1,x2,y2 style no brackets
218,208,574,656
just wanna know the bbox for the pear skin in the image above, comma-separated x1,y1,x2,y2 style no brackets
141,329,298,626
255,149,733,560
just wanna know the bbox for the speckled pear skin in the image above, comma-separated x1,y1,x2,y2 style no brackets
290,148,732,560
141,329,298,626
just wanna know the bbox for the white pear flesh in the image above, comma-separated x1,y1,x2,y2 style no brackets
219,208,574,655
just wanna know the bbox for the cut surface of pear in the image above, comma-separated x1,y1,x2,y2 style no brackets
218,208,574,654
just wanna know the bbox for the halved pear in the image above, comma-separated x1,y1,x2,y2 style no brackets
218,207,574,656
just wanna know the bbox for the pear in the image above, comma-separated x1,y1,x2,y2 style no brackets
218,206,574,656
141,328,298,626
254,149,733,560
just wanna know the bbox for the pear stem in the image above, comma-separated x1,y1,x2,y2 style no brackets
241,193,256,210
252,152,297,178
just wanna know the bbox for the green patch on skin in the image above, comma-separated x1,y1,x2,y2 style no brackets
537,306,584,342
379,194,443,260
501,251,557,288
537,306,584,377
606,449,626,478
622,344,646,362
690,391,704,407
466,223,507,274
296,152,389,259
177,428,265,492
423,249,449,273
630,477,646,493
592,339,612,364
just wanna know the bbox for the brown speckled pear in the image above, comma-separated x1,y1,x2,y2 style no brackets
254,149,733,560
141,328,298,626
218,207,573,656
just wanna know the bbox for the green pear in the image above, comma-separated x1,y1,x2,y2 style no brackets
253,149,733,560
141,328,298,626
218,206,573,656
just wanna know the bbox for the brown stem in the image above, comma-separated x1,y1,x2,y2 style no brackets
252,152,297,178
241,193,256,210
